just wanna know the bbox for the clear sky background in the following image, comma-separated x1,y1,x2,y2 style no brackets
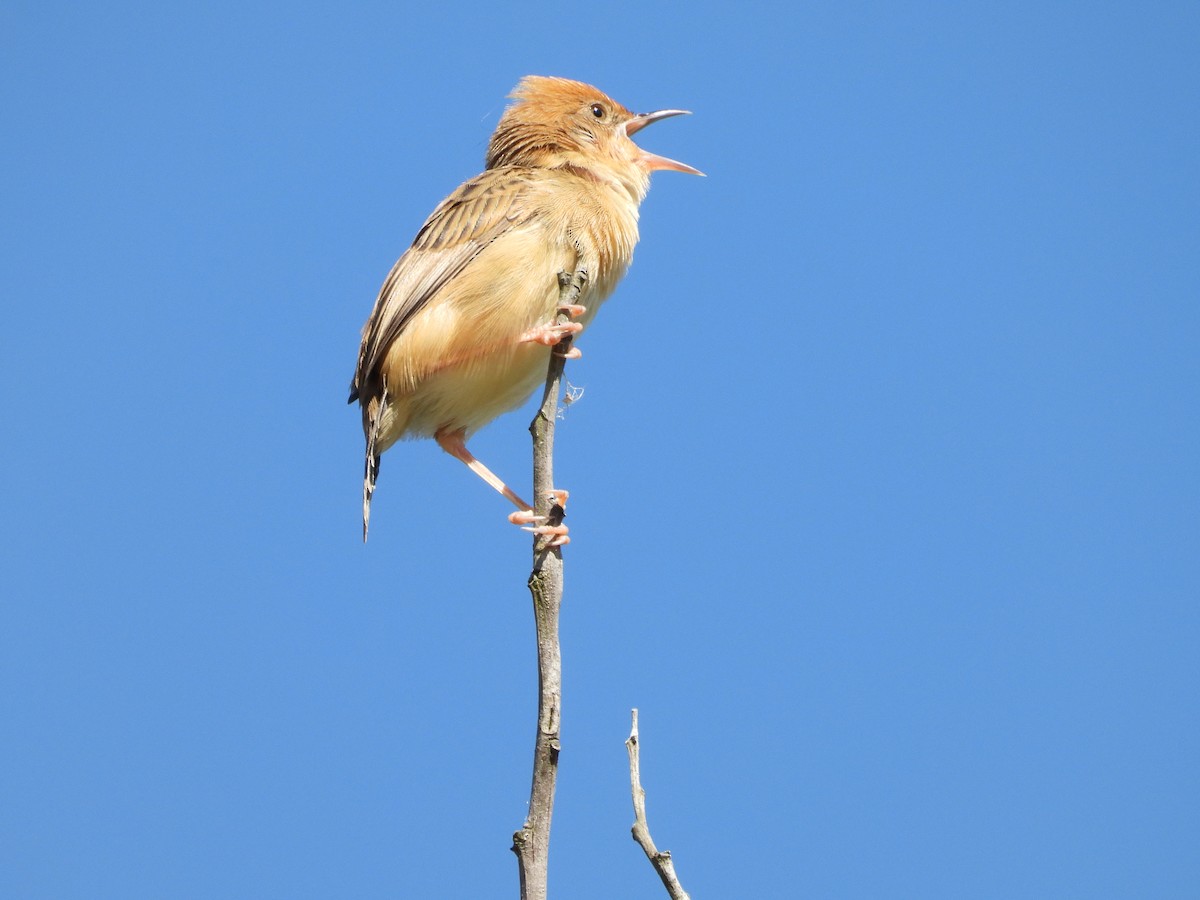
2,2,1197,897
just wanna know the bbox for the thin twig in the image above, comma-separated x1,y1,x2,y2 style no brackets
626,709,691,900
512,268,587,900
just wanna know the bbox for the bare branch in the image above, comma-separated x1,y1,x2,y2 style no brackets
626,709,691,900
512,268,587,900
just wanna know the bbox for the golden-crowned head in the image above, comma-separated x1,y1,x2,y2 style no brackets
485,76,701,197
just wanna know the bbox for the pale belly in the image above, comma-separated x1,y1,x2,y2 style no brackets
391,340,556,441
372,232,618,452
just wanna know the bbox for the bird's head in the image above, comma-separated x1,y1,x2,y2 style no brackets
486,76,702,201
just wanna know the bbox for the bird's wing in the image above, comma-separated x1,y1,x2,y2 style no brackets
349,167,539,403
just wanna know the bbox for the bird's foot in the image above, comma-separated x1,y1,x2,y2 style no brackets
558,303,587,319
519,321,583,349
507,490,570,546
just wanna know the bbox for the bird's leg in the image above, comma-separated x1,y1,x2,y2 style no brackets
434,428,570,544
435,427,532,510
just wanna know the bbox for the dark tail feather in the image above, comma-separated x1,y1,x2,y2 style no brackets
362,447,379,542
361,386,386,542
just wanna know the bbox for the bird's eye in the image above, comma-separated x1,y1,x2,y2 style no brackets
591,103,605,119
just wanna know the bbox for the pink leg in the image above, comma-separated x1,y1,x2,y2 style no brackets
435,428,532,512
435,429,572,545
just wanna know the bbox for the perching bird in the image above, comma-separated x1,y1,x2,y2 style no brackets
349,76,701,541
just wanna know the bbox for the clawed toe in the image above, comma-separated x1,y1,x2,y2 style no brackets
519,321,583,348
526,523,570,547
509,510,547,526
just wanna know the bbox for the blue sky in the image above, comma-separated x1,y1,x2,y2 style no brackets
2,2,1197,897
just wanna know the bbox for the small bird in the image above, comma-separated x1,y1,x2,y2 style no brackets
349,76,701,541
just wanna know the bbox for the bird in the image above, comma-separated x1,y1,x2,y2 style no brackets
349,76,701,542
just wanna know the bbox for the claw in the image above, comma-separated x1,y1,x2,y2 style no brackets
558,304,587,319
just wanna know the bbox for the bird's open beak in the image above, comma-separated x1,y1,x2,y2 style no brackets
625,109,704,176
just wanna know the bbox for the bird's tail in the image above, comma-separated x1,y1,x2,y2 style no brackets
362,447,379,543
361,387,387,543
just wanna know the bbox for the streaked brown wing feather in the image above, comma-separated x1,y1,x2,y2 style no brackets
349,167,539,403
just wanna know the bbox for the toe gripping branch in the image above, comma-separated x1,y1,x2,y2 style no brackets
509,490,569,547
